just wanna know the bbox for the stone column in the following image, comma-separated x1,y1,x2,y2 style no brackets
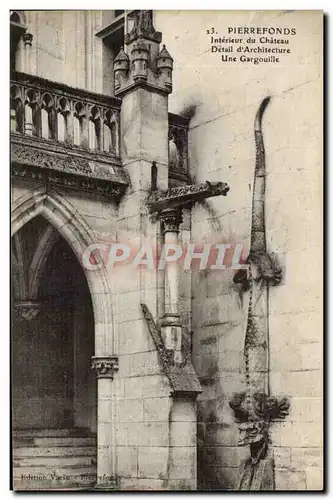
23,32,33,74
160,208,183,364
91,355,119,489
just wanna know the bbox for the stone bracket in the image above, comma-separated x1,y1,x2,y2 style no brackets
147,181,230,214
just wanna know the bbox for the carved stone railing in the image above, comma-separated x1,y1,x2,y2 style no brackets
11,71,122,154
10,71,128,198
168,113,190,186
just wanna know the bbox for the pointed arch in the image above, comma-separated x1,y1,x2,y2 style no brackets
12,232,28,300
11,186,115,355
28,224,59,300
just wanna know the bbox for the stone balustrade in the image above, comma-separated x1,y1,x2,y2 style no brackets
10,71,122,156
10,71,190,194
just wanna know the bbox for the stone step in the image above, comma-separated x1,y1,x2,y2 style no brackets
14,436,96,448
13,465,96,476
13,454,96,468
12,428,97,491
13,445,96,459
13,428,73,438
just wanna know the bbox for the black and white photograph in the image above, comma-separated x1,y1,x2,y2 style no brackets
9,8,323,492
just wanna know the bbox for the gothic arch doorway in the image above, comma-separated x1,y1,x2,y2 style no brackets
11,187,115,430
12,215,96,430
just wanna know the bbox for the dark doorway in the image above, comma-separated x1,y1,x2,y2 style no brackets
12,216,96,431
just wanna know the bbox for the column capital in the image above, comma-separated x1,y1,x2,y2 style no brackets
23,32,33,47
14,300,40,321
160,208,183,233
91,355,119,379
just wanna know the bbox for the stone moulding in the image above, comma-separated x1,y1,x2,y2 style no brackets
140,303,202,396
11,138,129,199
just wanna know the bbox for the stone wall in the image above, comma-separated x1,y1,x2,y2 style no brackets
155,9,323,491
19,11,108,93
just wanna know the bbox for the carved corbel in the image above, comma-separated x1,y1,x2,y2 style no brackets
14,300,41,321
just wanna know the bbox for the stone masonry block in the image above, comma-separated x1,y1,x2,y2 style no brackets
273,446,291,469
117,446,138,478
118,319,155,355
275,470,307,491
170,398,197,422
121,478,169,490
288,397,322,423
271,422,322,448
129,351,162,377
143,397,171,422
170,421,196,447
118,399,144,423
169,447,197,480
138,447,169,479
305,470,324,490
291,447,323,471
270,370,323,398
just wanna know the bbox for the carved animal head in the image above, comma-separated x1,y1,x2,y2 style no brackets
204,180,230,197
238,420,269,446
248,251,283,285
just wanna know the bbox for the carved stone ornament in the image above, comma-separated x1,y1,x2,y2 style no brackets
229,391,290,464
14,300,41,321
91,356,119,380
160,209,183,233
11,143,128,199
125,10,162,44
23,32,33,46
234,250,283,288
147,181,229,214
229,98,289,491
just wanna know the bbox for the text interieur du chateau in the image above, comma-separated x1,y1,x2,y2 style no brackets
207,26,297,65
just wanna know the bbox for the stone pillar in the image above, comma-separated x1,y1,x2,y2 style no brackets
91,355,119,489
113,10,173,192
160,208,183,364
